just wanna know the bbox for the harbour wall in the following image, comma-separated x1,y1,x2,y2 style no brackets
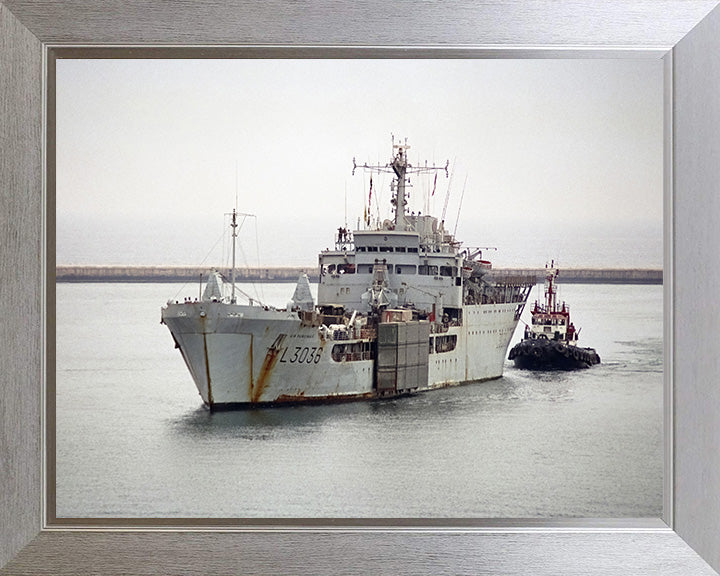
55,266,663,285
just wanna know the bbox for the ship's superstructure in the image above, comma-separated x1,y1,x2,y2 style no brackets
508,264,600,370
161,141,534,408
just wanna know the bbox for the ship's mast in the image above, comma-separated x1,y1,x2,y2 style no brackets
544,262,559,312
353,137,448,230
227,209,256,304
391,141,409,230
230,209,238,304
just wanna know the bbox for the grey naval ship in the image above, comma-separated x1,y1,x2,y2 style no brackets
161,141,534,409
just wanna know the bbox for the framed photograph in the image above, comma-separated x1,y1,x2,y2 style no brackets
2,2,720,574
51,55,665,524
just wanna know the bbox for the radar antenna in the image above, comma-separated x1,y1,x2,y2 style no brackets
353,138,448,231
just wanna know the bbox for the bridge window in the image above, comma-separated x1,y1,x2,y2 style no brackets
395,265,416,275
419,265,438,276
440,266,458,277
337,263,355,274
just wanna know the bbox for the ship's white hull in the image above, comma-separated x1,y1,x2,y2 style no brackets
162,299,521,408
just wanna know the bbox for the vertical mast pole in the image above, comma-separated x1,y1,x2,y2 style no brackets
230,209,238,304
549,272,553,311
396,162,406,230
392,142,409,231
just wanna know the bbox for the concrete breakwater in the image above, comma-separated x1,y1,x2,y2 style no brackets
505,267,662,284
55,265,662,285
55,266,317,283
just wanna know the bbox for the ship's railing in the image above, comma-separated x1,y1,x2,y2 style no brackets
464,273,535,306
335,230,354,250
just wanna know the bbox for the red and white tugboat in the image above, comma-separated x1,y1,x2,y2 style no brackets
508,263,600,370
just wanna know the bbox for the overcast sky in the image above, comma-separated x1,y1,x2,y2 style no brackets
56,58,663,268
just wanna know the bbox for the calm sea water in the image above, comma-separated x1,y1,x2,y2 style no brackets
55,281,663,518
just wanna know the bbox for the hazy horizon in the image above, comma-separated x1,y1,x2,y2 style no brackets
56,216,662,270
56,58,663,269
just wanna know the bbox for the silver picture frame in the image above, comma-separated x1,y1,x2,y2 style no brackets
2,1,720,574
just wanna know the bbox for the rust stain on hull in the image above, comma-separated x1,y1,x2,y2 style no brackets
275,392,376,404
201,333,214,406
251,334,286,403
208,390,403,411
